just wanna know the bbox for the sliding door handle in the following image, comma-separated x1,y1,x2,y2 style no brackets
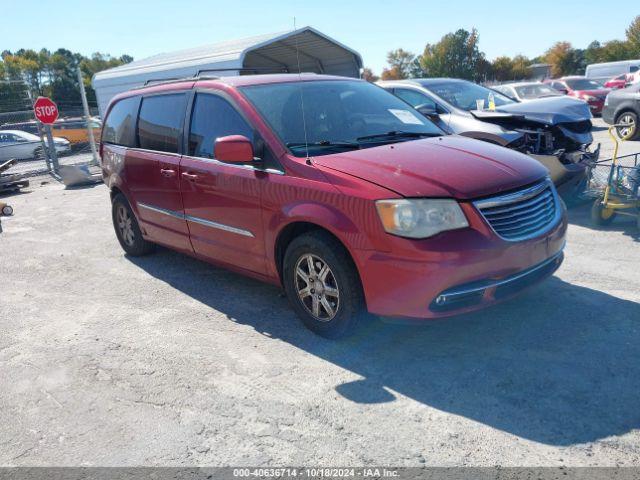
181,172,198,181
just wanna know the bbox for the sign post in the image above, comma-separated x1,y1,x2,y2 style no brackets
33,96,60,172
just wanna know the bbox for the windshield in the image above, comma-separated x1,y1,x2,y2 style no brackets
422,80,515,111
514,84,562,99
565,78,604,90
240,80,444,157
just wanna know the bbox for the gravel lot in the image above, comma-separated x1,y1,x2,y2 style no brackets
1,122,639,467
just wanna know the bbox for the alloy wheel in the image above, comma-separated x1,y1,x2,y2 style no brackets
116,204,135,247
294,253,340,321
617,114,636,139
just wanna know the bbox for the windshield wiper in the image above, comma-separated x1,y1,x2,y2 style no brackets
286,140,360,150
356,131,440,142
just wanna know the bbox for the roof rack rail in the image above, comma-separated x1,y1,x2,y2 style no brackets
134,66,291,91
134,75,218,90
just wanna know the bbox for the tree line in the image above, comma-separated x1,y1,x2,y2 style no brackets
0,49,132,114
364,15,640,82
2,15,640,116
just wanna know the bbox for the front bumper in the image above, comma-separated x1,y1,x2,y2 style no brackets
529,147,599,198
352,202,568,319
431,250,563,312
602,106,615,125
587,100,605,115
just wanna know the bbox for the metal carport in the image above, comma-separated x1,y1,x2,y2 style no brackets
92,27,363,115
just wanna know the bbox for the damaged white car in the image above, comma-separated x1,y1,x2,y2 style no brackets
379,78,599,198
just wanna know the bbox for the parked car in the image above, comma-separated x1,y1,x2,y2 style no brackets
543,77,610,115
0,130,70,161
0,117,102,145
602,82,640,141
379,78,597,196
604,74,630,90
586,59,640,84
101,74,566,338
492,82,564,102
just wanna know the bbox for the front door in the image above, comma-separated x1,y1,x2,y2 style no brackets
180,92,267,275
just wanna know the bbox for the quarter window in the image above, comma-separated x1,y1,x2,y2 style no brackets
102,96,140,147
188,94,253,159
138,94,187,153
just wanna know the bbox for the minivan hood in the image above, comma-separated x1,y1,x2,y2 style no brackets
314,135,548,199
492,96,592,124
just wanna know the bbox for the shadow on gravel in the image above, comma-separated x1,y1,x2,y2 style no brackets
129,249,640,447
568,203,639,241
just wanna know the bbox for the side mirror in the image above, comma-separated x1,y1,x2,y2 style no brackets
416,103,439,118
214,135,254,163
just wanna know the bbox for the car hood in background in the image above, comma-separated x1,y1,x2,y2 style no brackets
490,96,593,124
314,135,547,199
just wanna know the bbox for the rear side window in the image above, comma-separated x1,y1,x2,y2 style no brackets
138,93,187,154
188,94,253,158
102,96,140,147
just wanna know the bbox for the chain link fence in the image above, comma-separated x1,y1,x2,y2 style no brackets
0,78,101,180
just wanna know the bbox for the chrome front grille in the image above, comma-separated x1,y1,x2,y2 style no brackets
473,178,561,241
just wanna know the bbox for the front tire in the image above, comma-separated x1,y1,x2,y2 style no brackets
616,111,639,141
283,231,365,339
111,193,155,256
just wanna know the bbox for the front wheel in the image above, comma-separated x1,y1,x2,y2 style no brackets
616,111,639,141
283,231,366,339
111,193,155,256
591,198,616,226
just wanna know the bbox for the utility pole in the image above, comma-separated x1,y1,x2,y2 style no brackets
76,67,99,165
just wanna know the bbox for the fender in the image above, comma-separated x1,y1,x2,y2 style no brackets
265,200,383,282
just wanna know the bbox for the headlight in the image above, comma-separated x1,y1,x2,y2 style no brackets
375,199,469,239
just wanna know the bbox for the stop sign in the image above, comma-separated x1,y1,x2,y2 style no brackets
33,97,59,124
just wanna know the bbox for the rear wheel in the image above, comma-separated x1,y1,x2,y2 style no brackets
111,193,155,256
615,111,639,141
591,197,616,226
283,231,366,339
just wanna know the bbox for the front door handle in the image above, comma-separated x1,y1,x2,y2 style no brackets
160,168,176,178
182,172,198,181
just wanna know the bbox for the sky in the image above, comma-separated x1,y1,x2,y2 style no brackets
1,0,636,74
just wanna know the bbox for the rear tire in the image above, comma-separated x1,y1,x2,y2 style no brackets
283,230,366,339
591,198,616,226
33,146,44,160
111,193,155,256
615,111,639,141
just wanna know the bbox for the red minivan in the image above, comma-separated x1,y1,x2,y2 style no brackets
101,74,567,338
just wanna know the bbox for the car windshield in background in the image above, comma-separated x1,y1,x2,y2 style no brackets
240,80,443,157
514,84,562,99
565,78,604,90
423,80,515,111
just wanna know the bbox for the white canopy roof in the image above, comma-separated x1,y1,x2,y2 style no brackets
92,27,363,114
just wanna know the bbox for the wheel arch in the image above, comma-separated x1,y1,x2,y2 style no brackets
273,220,363,290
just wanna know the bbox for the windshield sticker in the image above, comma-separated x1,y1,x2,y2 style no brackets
388,109,424,125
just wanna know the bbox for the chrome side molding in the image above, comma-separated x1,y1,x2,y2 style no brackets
137,202,254,238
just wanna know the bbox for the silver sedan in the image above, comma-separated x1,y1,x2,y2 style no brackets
0,130,70,162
